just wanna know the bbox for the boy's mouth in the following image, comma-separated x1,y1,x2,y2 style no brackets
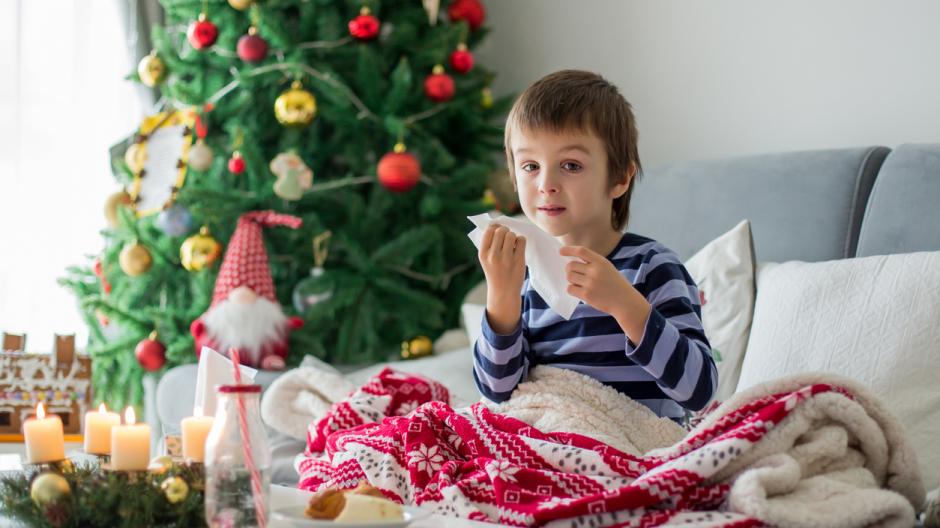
537,205,566,217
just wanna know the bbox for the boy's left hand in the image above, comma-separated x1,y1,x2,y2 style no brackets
559,245,633,316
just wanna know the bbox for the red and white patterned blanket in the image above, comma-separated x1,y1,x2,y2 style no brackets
296,368,924,527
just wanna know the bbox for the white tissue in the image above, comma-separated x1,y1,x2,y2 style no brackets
194,347,258,418
467,213,580,320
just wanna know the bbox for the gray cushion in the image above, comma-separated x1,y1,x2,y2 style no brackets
856,144,940,257
629,147,889,262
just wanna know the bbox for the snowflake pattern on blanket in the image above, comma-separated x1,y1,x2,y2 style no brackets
296,368,843,527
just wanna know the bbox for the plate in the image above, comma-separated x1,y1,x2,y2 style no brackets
271,505,428,527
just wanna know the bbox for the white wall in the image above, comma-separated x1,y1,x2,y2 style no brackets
476,0,940,166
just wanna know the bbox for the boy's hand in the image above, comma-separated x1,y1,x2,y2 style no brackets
559,245,632,316
479,224,526,333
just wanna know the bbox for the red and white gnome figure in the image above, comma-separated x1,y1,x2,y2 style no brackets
190,211,303,370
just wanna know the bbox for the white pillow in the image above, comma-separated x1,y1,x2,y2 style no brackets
737,251,940,490
684,220,757,402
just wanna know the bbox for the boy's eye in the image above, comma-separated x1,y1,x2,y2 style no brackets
562,161,582,172
521,162,539,172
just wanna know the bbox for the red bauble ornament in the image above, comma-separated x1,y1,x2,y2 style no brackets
377,143,421,193
348,7,380,41
448,0,485,30
237,28,268,63
187,14,219,50
449,44,474,74
228,152,246,174
135,333,166,372
424,65,455,102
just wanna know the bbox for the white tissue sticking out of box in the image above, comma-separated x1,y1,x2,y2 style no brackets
467,213,580,320
194,347,258,418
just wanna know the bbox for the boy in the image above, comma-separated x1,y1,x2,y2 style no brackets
474,70,717,421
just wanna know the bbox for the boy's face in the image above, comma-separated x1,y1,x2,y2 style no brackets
510,127,629,243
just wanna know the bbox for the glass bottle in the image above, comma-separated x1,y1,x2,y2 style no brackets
204,384,271,528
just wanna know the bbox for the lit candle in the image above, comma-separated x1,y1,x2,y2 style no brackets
23,403,65,463
181,406,214,462
110,406,150,470
83,403,121,455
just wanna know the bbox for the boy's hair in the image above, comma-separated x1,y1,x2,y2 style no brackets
504,70,642,231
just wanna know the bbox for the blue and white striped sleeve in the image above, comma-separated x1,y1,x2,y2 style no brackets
625,254,718,411
472,297,530,403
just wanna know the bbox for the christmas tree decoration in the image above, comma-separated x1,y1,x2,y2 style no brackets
401,335,433,359
449,43,474,74
103,190,133,228
180,226,222,272
147,455,175,476
481,87,494,109
187,14,219,50
137,51,166,87
188,139,214,171
135,331,167,372
270,152,313,201
160,476,189,504
292,231,334,314
228,151,246,174
30,472,70,508
424,65,455,102
119,242,153,277
448,0,486,30
422,0,441,25
377,143,421,193
124,142,146,174
348,7,381,41
156,205,193,237
190,211,303,370
237,27,268,63
274,81,317,127
61,0,505,408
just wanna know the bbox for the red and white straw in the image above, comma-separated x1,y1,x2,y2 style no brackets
229,348,266,527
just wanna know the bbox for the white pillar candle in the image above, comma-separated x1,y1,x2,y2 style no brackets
23,403,65,463
110,406,150,470
181,406,214,462
83,403,121,455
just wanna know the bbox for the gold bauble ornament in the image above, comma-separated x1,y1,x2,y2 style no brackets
119,242,153,277
274,81,317,127
137,51,167,87
401,335,433,359
148,455,175,476
30,472,71,508
161,476,189,504
481,87,494,109
124,142,146,174
180,226,222,272
104,190,133,227
228,0,253,10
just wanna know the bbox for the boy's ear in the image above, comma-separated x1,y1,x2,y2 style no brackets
610,162,637,199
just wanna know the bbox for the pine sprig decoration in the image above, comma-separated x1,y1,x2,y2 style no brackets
0,461,206,528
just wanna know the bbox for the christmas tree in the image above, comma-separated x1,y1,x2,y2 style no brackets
59,0,513,410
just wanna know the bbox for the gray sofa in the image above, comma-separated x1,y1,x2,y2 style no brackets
155,143,940,489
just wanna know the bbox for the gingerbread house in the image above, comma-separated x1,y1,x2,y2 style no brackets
0,333,92,439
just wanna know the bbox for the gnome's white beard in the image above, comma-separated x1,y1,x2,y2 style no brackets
203,296,287,366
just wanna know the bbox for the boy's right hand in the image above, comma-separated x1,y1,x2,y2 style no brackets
478,224,526,334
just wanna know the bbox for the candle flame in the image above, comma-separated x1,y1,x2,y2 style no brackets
98,402,107,413
37,402,45,420
194,406,203,418
125,406,136,425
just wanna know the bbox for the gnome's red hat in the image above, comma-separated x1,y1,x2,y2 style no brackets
212,211,302,306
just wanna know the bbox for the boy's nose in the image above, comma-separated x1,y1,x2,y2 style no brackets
538,173,560,194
